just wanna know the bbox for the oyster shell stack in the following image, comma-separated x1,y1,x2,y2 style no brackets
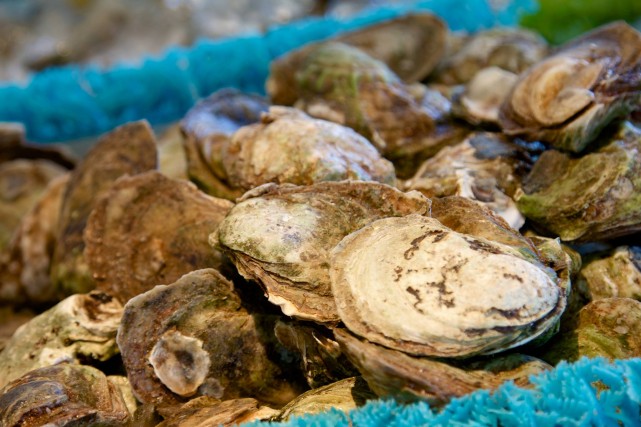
4,14,641,425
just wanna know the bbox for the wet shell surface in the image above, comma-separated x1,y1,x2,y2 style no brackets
330,214,564,358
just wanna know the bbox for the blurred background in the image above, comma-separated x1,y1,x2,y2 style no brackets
2,0,641,83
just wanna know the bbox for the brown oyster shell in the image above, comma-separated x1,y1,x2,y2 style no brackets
84,171,233,303
0,173,69,306
51,120,158,296
577,246,641,301
267,14,447,105
157,397,278,427
330,214,564,358
117,268,305,408
0,291,122,389
499,22,641,152
215,181,430,323
275,376,376,421
335,329,550,405
0,363,130,427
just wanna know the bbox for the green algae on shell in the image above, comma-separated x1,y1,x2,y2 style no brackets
330,214,565,358
214,181,430,323
515,121,641,242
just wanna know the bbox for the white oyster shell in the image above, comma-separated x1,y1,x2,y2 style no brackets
330,214,564,358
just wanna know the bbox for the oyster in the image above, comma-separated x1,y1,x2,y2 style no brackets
499,22,641,152
274,320,359,388
404,132,533,228
180,89,269,199
577,246,641,301
330,214,565,358
0,291,122,389
156,397,278,427
84,171,234,303
432,27,548,85
51,120,158,296
540,297,641,364
0,174,69,306
157,124,189,181
0,363,130,427
0,122,76,168
515,121,641,242
215,181,430,323
267,13,447,105
335,329,550,405
0,159,67,253
117,268,305,408
275,376,376,421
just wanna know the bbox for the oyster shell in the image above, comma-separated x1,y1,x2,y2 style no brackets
267,13,447,105
0,363,130,427
51,120,158,296
180,89,269,199
117,268,305,408
156,397,278,427
540,297,641,364
290,42,437,156
432,27,548,85
84,171,233,303
330,214,565,358
275,376,376,421
405,133,533,229
0,291,122,389
577,246,641,301
215,181,430,323
335,329,550,405
515,121,641,242
0,174,69,306
274,320,358,388
499,22,641,152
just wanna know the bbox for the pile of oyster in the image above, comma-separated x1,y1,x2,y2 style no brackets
2,14,641,426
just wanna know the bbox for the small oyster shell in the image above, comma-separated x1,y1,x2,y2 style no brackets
515,121,641,242
0,363,130,427
274,320,358,388
499,22,641,152
267,14,447,104
215,181,430,323
0,291,122,389
275,376,376,421
335,329,550,405
432,27,548,85
51,120,158,296
405,133,533,229
292,43,436,156
330,214,564,358
0,173,69,306
84,171,234,303
540,297,641,364
577,246,641,301
156,397,278,427
117,269,305,408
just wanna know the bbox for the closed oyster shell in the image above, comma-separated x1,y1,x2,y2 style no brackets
335,329,550,406
330,214,564,358
516,121,641,242
577,246,641,301
405,133,532,229
215,181,430,323
117,269,305,408
499,22,641,152
51,120,158,296
0,291,122,389
0,363,130,427
84,171,234,303
156,397,278,427
275,376,376,421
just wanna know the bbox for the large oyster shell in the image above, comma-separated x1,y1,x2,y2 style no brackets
84,171,234,303
117,269,305,408
330,214,564,358
499,22,641,152
215,181,430,323
516,121,641,242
